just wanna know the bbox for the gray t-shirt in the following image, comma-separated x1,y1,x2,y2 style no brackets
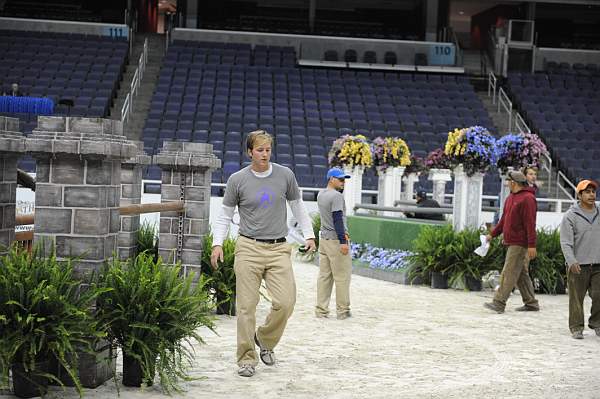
223,163,301,239
317,188,347,240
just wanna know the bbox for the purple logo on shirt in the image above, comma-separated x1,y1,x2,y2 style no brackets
256,187,275,208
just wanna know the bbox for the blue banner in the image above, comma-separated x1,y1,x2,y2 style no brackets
0,96,54,114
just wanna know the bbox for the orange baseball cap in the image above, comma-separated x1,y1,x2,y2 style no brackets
576,179,598,194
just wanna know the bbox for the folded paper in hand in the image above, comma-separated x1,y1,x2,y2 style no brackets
474,234,490,257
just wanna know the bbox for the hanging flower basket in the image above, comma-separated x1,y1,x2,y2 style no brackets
371,136,411,175
328,134,373,168
493,132,548,174
444,126,496,176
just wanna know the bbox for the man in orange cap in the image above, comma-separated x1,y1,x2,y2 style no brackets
559,179,600,339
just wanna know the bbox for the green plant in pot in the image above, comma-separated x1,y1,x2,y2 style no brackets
0,244,103,398
448,227,504,291
136,221,158,260
201,232,236,315
408,224,456,288
529,228,565,294
97,253,216,392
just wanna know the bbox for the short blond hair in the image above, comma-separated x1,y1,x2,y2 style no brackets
245,130,273,152
523,166,538,174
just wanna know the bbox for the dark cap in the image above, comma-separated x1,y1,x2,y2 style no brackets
507,171,527,184
416,189,427,199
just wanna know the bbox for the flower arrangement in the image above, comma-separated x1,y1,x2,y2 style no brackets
350,243,413,272
371,136,411,174
425,148,452,170
493,132,548,174
444,126,496,176
328,134,373,168
402,154,425,176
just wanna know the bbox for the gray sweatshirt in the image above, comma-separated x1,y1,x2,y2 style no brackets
559,203,600,267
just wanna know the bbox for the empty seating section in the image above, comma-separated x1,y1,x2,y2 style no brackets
0,30,128,135
508,72,600,182
143,40,498,194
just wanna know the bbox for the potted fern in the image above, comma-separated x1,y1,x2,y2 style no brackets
136,221,158,260
408,224,456,288
201,232,237,315
449,228,503,291
97,253,216,392
0,245,103,398
529,228,565,294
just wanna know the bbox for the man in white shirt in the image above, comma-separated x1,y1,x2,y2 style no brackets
211,130,316,377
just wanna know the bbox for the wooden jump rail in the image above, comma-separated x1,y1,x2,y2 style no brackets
14,201,185,226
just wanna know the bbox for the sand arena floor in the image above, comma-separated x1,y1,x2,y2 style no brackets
3,260,600,399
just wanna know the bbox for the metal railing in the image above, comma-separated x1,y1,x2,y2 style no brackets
556,170,576,200
497,87,513,131
514,112,529,134
121,38,148,123
488,71,497,104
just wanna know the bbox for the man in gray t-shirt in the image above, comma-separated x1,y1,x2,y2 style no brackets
223,164,300,240
315,167,352,320
211,130,316,378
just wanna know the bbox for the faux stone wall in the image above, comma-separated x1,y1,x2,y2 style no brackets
0,116,25,254
0,154,18,252
154,142,220,279
27,116,137,277
34,157,122,275
118,142,151,261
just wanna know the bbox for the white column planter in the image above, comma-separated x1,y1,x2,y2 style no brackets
428,168,452,205
377,166,405,217
452,164,484,231
402,172,420,201
343,165,364,216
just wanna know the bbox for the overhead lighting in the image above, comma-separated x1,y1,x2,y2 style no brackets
458,11,464,15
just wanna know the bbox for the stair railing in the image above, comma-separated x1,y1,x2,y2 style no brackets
121,38,148,123
497,87,512,131
487,71,497,105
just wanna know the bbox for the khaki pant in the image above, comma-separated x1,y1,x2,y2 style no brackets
234,236,295,366
493,245,539,310
568,265,600,333
316,239,352,317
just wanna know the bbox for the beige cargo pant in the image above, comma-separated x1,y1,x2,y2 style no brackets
234,236,296,366
493,245,539,310
315,239,352,318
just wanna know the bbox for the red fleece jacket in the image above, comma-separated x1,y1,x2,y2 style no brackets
491,186,537,248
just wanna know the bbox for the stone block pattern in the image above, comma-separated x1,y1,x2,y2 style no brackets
0,154,18,252
29,117,137,277
0,116,25,254
118,164,143,260
34,157,122,276
155,141,219,279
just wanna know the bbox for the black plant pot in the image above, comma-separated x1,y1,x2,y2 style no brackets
465,275,483,291
430,271,449,289
122,354,153,387
216,292,236,316
12,361,49,398
49,340,116,388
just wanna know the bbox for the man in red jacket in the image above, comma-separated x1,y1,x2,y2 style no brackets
484,171,539,313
